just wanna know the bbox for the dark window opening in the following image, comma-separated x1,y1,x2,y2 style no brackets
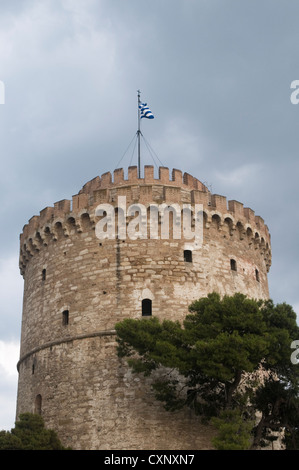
35,394,42,415
184,250,192,263
42,269,46,281
230,259,237,271
32,363,35,375
62,310,69,326
142,299,152,317
255,269,260,282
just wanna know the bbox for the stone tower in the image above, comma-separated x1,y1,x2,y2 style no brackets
16,166,271,450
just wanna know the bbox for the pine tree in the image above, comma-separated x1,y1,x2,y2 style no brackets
115,292,299,449
0,413,69,450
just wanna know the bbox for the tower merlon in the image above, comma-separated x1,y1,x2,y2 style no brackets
128,166,139,182
54,199,71,217
72,193,89,212
211,194,228,213
244,207,256,224
228,200,244,217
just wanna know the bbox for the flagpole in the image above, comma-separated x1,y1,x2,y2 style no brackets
137,90,141,178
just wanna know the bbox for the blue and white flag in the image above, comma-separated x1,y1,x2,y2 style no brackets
139,102,154,119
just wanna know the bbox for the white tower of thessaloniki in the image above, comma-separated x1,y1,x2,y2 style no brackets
16,166,271,450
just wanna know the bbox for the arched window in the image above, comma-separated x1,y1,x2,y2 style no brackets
142,299,152,316
62,310,69,326
184,250,192,263
230,259,237,271
35,394,42,415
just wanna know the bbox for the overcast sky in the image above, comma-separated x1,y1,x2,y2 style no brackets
0,0,299,431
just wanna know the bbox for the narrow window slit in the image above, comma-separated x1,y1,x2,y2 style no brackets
35,394,42,415
142,299,152,316
62,310,69,326
230,259,237,271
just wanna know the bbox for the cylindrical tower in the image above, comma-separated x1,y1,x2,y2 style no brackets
16,166,271,450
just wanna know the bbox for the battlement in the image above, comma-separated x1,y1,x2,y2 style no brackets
19,166,271,275
79,166,208,194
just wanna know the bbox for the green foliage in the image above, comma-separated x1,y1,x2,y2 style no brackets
185,293,269,381
252,376,299,449
211,409,254,450
260,300,299,370
0,413,69,450
0,430,23,450
115,292,299,449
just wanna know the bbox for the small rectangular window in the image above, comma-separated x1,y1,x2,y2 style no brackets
230,259,237,271
42,269,46,281
184,250,192,263
62,310,69,326
142,299,152,316
35,394,42,415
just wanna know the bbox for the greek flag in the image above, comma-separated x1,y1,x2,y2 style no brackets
139,102,154,119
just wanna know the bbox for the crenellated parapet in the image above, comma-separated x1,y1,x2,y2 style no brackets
79,166,208,194
19,166,272,275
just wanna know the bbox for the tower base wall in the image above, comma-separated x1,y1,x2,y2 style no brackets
16,333,215,450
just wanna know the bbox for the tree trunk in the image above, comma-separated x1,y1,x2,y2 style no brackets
251,414,267,449
226,370,242,407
